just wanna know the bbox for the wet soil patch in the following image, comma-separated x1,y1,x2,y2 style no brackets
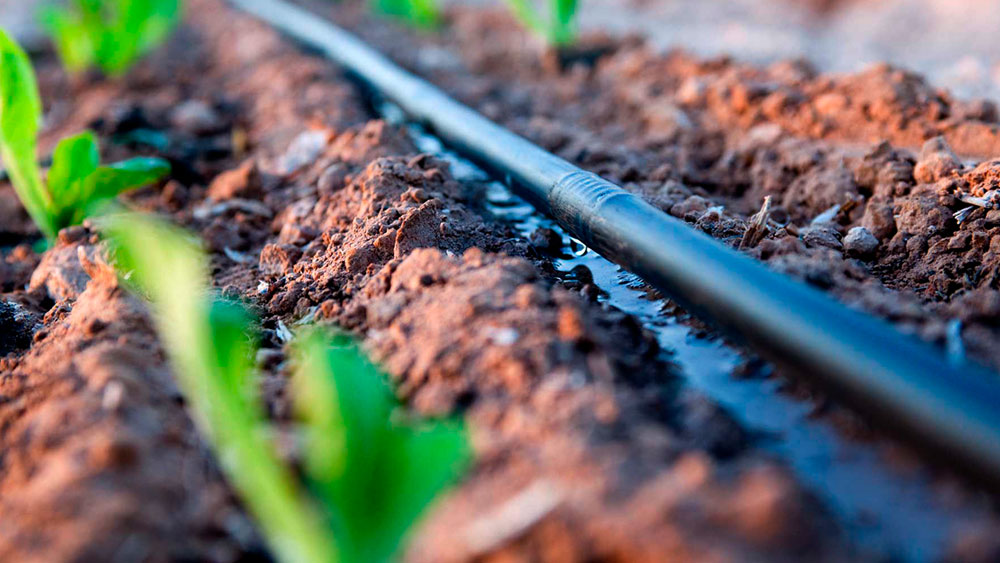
0,301,33,356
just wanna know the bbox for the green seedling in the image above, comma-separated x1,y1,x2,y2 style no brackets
372,0,441,30
292,328,470,563
504,0,579,46
0,30,168,240
40,0,182,76
106,214,337,563
105,213,470,563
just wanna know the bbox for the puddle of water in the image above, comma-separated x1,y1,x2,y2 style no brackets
379,102,991,561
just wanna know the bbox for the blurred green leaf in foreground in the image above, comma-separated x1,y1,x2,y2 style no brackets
105,213,470,563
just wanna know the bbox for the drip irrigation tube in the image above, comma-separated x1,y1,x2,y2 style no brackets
229,0,1000,487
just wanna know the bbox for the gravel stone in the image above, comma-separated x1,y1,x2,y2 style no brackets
844,226,879,258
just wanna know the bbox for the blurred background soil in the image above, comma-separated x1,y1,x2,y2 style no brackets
7,0,1000,99
448,0,1000,101
9,0,1000,100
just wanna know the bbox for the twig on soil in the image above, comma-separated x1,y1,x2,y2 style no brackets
953,190,999,222
956,190,1000,210
953,206,977,224
740,196,772,250
810,198,860,226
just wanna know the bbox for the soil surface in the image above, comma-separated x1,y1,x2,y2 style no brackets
525,0,1000,101
2,0,1000,562
307,0,1000,375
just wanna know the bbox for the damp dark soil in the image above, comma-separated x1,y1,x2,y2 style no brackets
1,0,1000,561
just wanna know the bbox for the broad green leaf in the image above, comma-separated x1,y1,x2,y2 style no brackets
0,31,42,147
343,421,467,563
48,130,101,228
0,28,55,238
294,331,393,513
292,327,469,563
84,156,170,202
96,0,145,75
103,212,205,311
375,423,469,561
503,0,547,38
408,0,441,29
53,151,169,228
139,0,181,51
48,130,100,198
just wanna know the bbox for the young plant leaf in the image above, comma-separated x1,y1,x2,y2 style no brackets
503,0,579,46
1,31,170,240
47,133,170,231
47,130,99,228
39,0,183,77
106,213,470,563
552,0,578,45
376,421,469,558
137,0,182,51
372,0,441,30
104,213,339,563
0,29,55,238
292,329,470,563
48,130,100,198
85,156,171,200
38,7,95,74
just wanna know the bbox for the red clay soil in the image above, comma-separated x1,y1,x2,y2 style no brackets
305,1,1000,374
2,0,1000,561
0,0,877,561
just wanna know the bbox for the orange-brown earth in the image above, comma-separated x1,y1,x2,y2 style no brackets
2,0,1000,561
311,1,1000,373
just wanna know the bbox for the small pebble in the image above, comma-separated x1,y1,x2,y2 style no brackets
800,223,843,251
913,136,961,184
844,226,879,258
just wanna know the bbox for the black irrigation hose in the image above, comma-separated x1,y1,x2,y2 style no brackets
229,0,1000,488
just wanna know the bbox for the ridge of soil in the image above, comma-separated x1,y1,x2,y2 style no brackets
0,0,905,561
306,1,1000,374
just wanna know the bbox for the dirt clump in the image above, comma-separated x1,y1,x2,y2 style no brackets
0,236,258,562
